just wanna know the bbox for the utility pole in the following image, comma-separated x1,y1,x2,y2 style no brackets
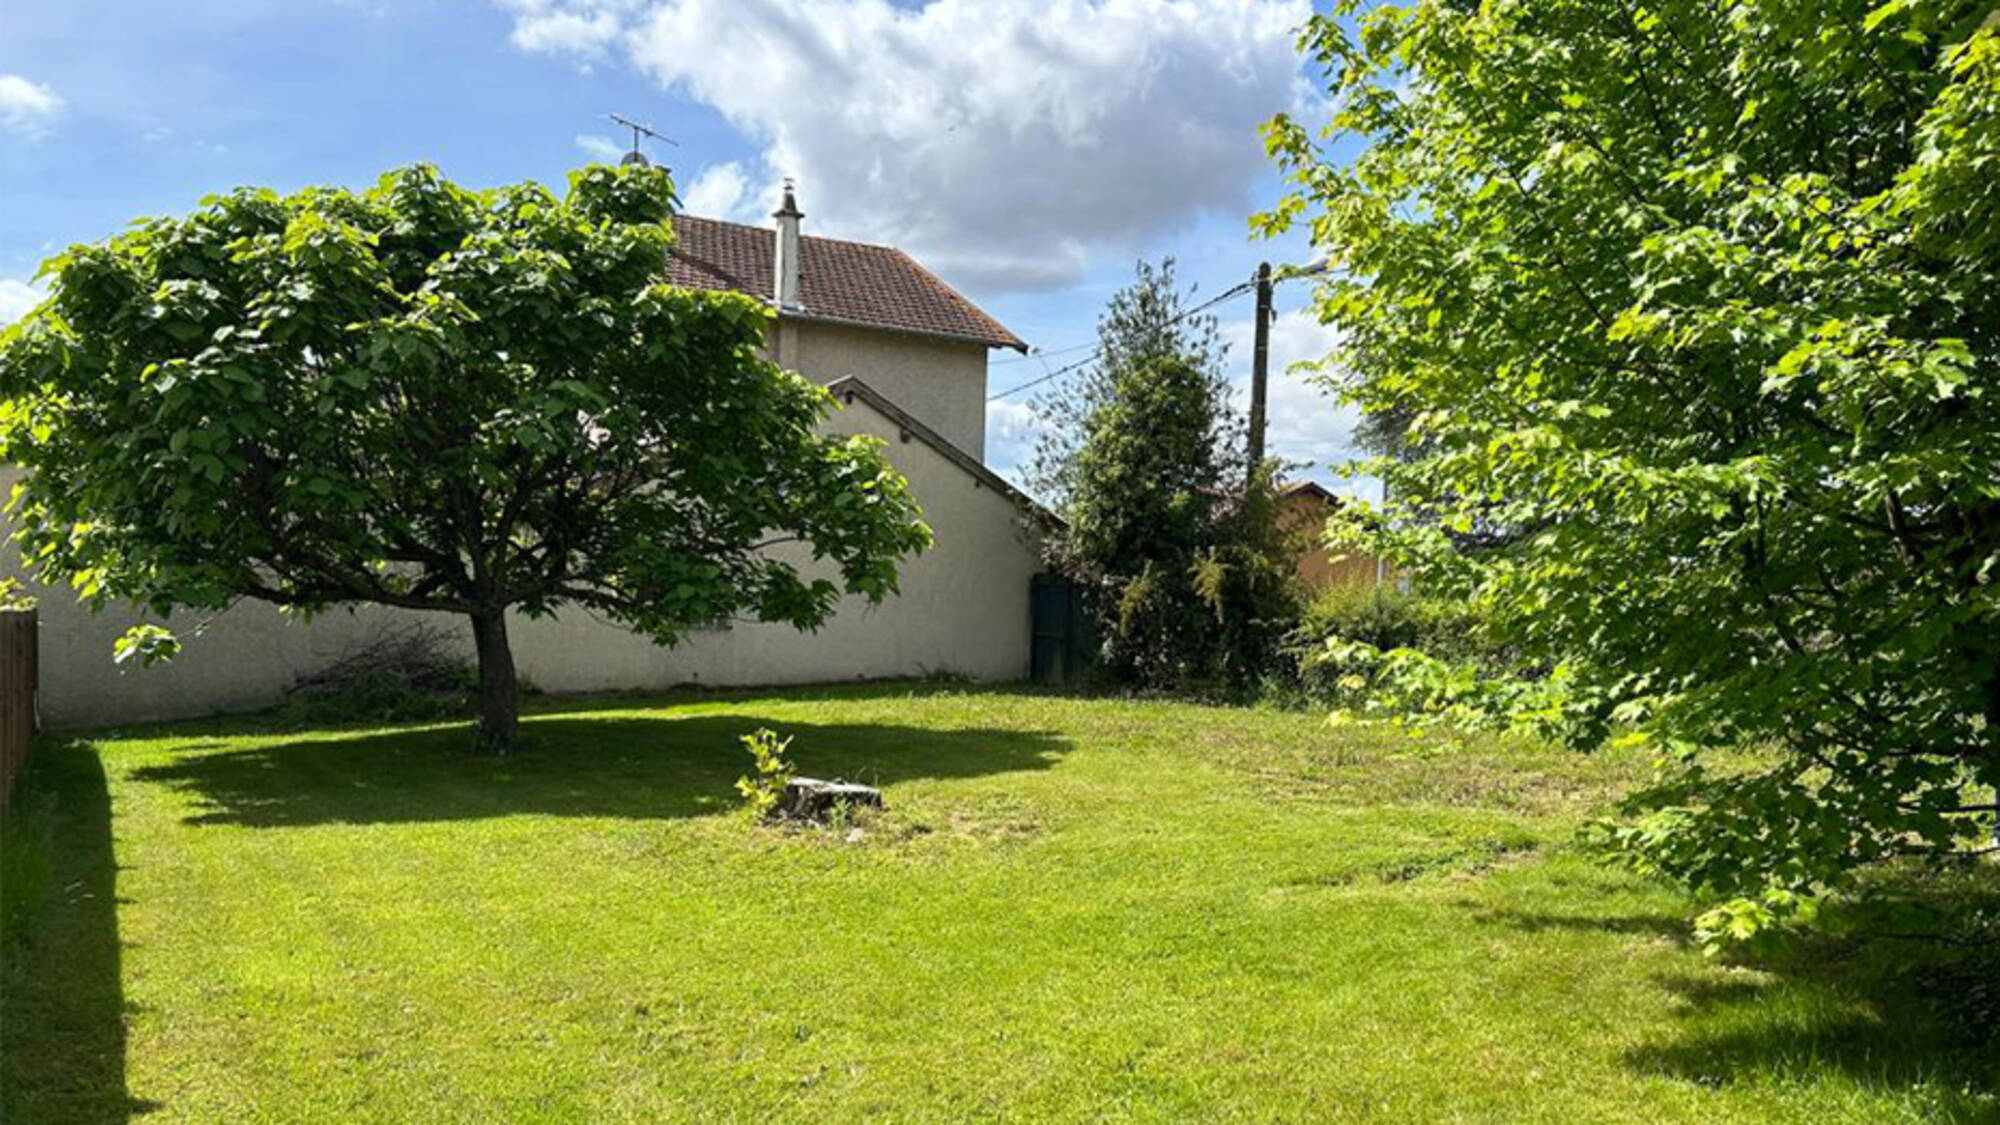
1248,260,1273,474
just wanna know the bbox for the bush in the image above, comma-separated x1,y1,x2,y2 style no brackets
1274,585,1566,736
1291,586,1498,672
1296,585,1423,652
735,728,795,820
273,624,482,725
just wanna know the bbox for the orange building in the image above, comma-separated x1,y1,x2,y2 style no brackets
1277,481,1393,590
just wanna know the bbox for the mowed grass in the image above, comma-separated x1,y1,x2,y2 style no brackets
2,684,1993,1123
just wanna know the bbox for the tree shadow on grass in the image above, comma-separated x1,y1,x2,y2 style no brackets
131,678,1061,743
129,714,1071,828
2,739,160,1123
1467,905,1691,943
1626,940,2000,1116
1470,900,2000,1116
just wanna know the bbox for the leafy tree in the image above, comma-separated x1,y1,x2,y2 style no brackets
0,164,931,749
1191,462,1302,691
1349,402,1417,464
1023,258,1237,510
1262,0,2000,932
1039,265,1296,691
1068,354,1232,686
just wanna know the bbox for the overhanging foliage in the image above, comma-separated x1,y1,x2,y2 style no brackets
1263,0,2000,926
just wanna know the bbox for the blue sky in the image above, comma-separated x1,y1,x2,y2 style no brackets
0,0,1366,496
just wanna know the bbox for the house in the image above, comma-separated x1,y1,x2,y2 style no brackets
665,186,1026,457
1,185,1045,728
1278,481,1393,590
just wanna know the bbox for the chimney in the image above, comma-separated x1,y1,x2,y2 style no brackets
772,179,803,309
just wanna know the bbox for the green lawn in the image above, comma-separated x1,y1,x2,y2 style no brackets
2,684,1992,1123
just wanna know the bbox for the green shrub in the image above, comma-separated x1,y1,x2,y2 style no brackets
1274,585,1567,732
1289,587,1500,685
1295,585,1427,652
273,668,477,726
734,728,795,820
272,624,482,726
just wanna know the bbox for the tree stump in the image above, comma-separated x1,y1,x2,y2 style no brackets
777,778,885,822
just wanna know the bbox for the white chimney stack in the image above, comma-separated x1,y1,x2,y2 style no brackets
773,180,803,309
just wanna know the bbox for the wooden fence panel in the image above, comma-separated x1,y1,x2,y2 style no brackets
0,608,38,817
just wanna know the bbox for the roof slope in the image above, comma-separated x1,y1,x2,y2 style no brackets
1279,480,1340,503
666,214,1027,352
826,376,1047,518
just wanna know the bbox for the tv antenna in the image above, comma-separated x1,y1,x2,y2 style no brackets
607,113,677,166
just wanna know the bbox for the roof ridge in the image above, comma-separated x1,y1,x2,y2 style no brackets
673,212,917,256
663,213,1027,351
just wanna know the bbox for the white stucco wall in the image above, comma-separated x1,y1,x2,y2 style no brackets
0,391,1041,729
773,319,991,460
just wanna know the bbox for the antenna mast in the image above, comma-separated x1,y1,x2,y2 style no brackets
606,113,677,166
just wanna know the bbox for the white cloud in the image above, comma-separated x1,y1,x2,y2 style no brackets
0,278,48,326
1222,305,1358,475
0,74,63,137
498,0,1315,294
575,132,627,162
502,0,629,57
984,396,1046,475
679,161,751,220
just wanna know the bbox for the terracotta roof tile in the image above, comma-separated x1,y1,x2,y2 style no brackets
665,214,1027,352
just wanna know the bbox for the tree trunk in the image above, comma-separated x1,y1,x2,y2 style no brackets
469,606,519,752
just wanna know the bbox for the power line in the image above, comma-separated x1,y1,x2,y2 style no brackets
990,339,1099,367
984,349,1105,404
989,261,1329,376
985,278,1258,402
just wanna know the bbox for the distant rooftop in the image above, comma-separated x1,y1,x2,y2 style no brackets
1279,480,1339,502
666,214,1028,352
